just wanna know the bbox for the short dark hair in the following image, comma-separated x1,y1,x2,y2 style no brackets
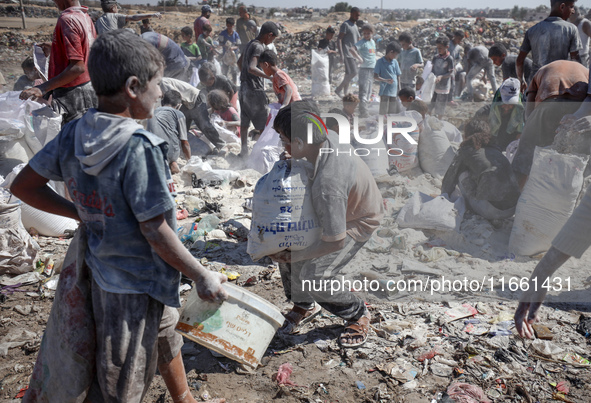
181,26,193,37
398,32,412,44
141,19,150,24
162,89,182,107
407,100,428,117
202,24,212,33
398,87,416,98
435,36,449,47
351,6,360,13
207,89,229,110
198,64,215,83
360,23,374,33
461,118,491,150
226,17,235,25
325,107,347,130
273,101,327,145
89,29,164,97
342,93,359,104
488,43,507,58
416,76,425,86
101,3,116,12
21,56,35,70
551,0,576,7
386,41,402,54
259,49,277,66
453,30,464,38
326,26,336,34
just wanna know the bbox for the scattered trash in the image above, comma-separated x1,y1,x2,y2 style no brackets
355,380,366,390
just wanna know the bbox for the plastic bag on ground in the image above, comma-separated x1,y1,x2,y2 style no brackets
247,159,321,261
0,202,39,275
311,50,330,97
510,147,588,256
419,116,457,179
183,156,240,184
397,192,465,232
210,113,240,144
248,103,282,174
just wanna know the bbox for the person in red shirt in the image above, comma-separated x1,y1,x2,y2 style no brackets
259,49,301,108
193,5,211,40
19,0,97,124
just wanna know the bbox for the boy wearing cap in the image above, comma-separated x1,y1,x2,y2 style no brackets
95,0,161,36
238,21,279,156
475,78,525,151
194,5,211,40
19,0,97,124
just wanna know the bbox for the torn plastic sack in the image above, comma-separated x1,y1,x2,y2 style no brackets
183,156,240,184
248,103,282,174
311,49,330,97
396,192,465,232
210,113,240,144
2,164,78,237
388,110,421,172
0,202,39,275
510,147,588,256
419,116,457,179
247,159,321,261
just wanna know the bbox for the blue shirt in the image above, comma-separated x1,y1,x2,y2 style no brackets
142,32,189,77
219,29,240,45
29,119,181,307
355,38,376,68
374,56,401,97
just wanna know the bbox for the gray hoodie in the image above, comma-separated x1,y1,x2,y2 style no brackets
75,109,144,176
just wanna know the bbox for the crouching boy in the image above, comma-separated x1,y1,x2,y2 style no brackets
11,29,227,403
270,100,384,347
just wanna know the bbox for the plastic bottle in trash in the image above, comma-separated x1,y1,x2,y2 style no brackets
195,214,221,237
185,196,205,215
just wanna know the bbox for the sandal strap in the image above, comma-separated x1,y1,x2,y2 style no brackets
291,304,315,317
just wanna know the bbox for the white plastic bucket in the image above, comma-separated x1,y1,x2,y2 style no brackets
176,283,284,368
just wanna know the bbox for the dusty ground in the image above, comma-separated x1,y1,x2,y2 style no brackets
1,7,591,403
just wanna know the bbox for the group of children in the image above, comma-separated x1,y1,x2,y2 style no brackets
316,23,458,118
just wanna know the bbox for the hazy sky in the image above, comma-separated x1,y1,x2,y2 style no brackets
119,0,558,10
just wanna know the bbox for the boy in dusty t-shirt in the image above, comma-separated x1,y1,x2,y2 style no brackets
270,100,384,348
11,30,227,403
259,49,301,108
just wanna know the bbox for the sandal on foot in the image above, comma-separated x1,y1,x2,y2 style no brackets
339,315,370,348
280,303,321,334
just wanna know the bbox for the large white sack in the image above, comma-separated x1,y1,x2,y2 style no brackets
509,147,589,256
388,110,421,172
248,103,282,174
440,120,463,143
247,159,321,261
419,116,457,179
311,49,330,97
353,126,389,177
397,192,465,232
210,114,240,144
0,203,39,274
421,67,436,103
1,164,78,237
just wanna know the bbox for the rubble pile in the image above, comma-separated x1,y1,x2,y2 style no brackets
407,18,529,61
0,5,58,18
